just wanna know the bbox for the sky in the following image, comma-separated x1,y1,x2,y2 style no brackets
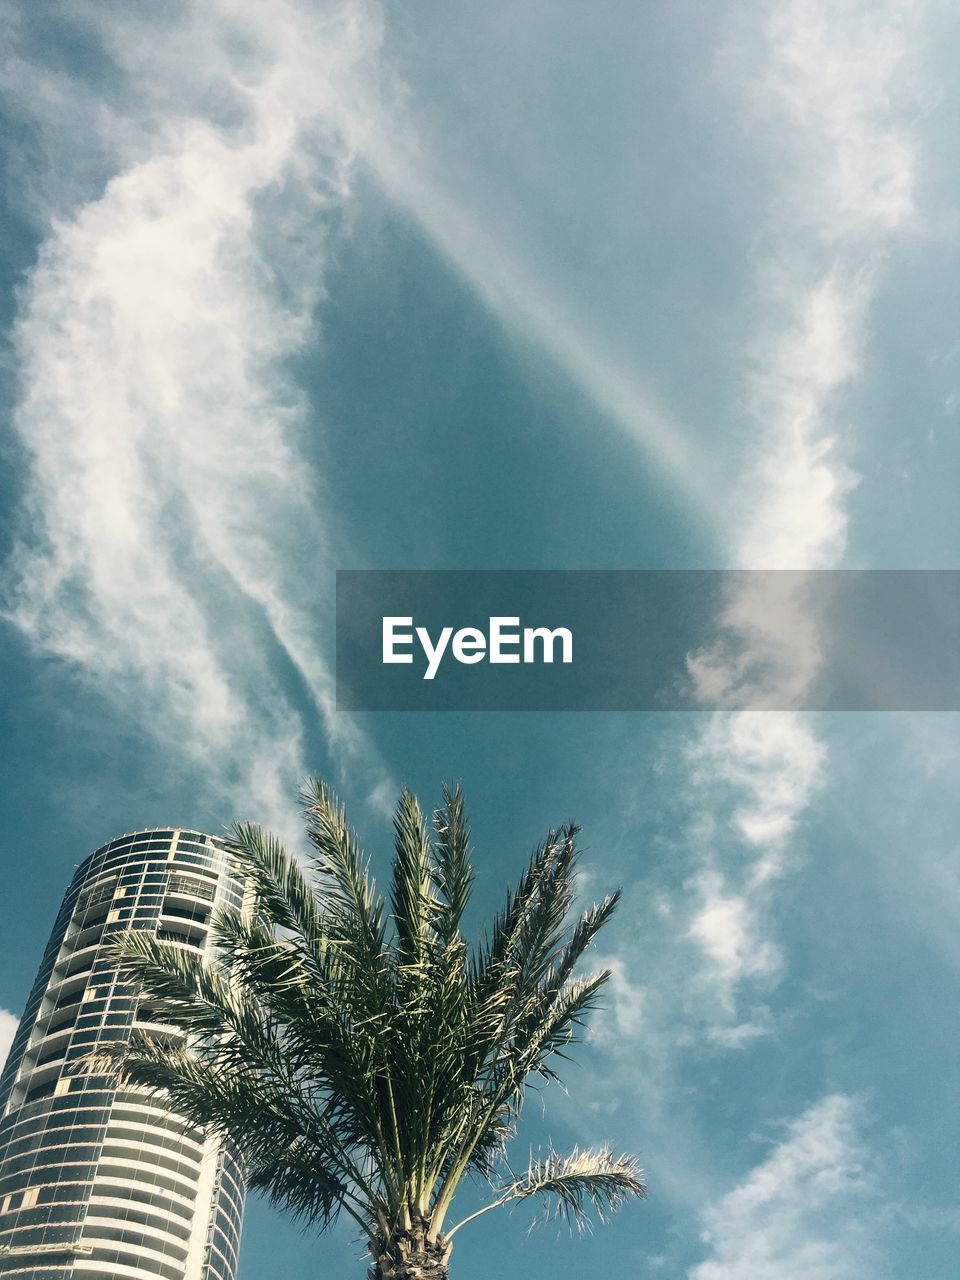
0,1,958,1277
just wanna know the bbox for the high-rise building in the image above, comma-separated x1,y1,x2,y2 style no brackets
0,828,246,1280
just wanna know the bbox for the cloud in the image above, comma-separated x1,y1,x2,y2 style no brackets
706,1014,775,1050
0,1009,17,1068
733,271,867,572
688,714,825,867
2,1,391,836
588,953,645,1046
653,705,829,1026
756,0,920,238
690,1094,877,1280
687,872,781,1001
674,0,929,1027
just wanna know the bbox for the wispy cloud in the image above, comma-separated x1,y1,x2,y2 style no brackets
2,0,391,836
756,0,919,239
0,1009,17,1068
562,17,934,1231
673,0,929,1029
679,694,826,1020
690,1094,878,1280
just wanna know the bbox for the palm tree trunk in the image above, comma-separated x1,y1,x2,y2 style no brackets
371,1223,452,1279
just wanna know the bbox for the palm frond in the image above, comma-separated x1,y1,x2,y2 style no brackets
432,783,473,944
550,892,621,988
509,1146,646,1227
447,1147,645,1238
391,787,437,968
225,822,321,942
84,1033,358,1228
300,777,387,971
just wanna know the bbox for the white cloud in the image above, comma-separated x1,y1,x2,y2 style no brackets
2,1,391,836
707,1015,775,1050
690,1094,877,1280
678,277,866,1007
687,873,781,1007
549,4,935,1082
675,0,930,1028
689,714,825,866
734,272,867,574
588,953,645,1046
0,1009,18,1068
686,276,866,722
758,0,920,239
662,708,828,1022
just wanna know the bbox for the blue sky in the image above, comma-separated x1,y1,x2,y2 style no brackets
1,1,959,1277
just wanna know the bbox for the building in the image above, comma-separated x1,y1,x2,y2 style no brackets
0,829,246,1280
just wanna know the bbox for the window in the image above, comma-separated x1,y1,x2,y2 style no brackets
25,1080,57,1103
0,1187,40,1213
75,879,117,913
167,873,216,901
156,926,204,947
160,902,210,925
54,988,85,1011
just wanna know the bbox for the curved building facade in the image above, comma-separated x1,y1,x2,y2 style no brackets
0,829,246,1280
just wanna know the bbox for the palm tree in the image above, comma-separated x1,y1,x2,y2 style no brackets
100,779,645,1279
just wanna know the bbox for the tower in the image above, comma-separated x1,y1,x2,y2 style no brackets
0,829,246,1279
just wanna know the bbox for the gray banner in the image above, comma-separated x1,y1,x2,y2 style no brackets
335,570,960,711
